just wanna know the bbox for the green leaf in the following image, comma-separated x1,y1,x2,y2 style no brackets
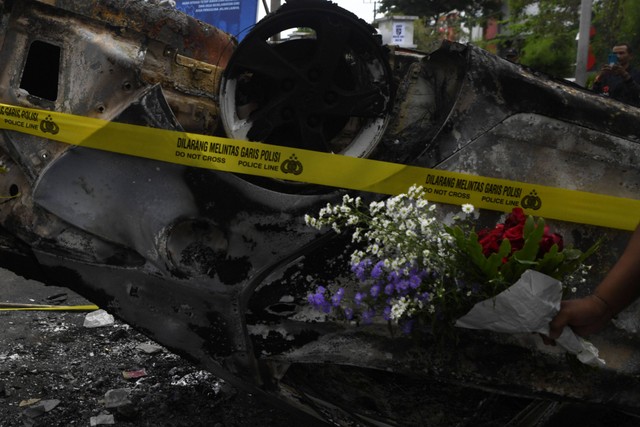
536,245,565,278
518,217,545,262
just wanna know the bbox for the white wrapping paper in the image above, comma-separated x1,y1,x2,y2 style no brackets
455,269,605,367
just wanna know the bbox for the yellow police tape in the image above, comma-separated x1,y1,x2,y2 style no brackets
0,102,639,231
0,304,100,312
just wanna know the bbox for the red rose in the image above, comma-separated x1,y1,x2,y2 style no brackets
539,225,563,255
503,223,524,253
477,208,564,260
478,225,504,256
504,208,526,229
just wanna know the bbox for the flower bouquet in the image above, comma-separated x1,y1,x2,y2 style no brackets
305,185,602,365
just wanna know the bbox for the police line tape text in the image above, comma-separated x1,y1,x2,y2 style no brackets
176,138,281,162
425,173,523,198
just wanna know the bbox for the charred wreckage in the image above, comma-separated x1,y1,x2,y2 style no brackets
2,0,640,425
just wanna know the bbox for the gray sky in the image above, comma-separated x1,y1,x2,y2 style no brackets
257,1,377,24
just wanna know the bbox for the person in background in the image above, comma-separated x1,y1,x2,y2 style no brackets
548,224,640,340
591,43,640,106
504,48,520,63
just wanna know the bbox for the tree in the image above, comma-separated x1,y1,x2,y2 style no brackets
378,0,503,44
591,0,640,71
505,0,581,77
505,0,640,77
379,0,501,23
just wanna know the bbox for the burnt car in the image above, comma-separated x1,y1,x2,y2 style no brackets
2,0,640,425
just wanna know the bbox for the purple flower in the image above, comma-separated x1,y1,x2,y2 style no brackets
331,288,345,305
383,305,392,321
370,284,381,298
384,283,395,295
307,293,331,313
408,273,421,289
331,293,343,307
361,308,375,324
344,307,354,320
418,292,431,302
387,270,401,284
351,259,372,282
308,287,333,313
354,292,364,305
371,261,385,279
307,292,324,308
396,280,410,294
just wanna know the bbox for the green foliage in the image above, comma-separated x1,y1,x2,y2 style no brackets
381,0,640,77
591,0,640,71
520,35,577,76
447,216,600,295
504,0,640,77
378,0,503,37
412,18,447,51
505,0,581,77
378,0,491,21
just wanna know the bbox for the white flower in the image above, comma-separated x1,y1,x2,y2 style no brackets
386,197,399,210
416,198,429,208
405,229,417,238
369,201,384,214
405,219,417,231
390,297,409,320
398,206,411,218
461,204,474,214
407,185,423,197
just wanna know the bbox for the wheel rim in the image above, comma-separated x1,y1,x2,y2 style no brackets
219,1,392,160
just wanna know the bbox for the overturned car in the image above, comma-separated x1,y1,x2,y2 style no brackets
2,0,640,425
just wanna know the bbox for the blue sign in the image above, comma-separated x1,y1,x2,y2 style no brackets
176,0,258,41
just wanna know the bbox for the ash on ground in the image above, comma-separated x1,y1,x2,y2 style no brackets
0,270,297,427
2,268,639,427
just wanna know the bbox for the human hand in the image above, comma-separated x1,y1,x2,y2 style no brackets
609,64,630,79
599,64,614,75
545,295,612,344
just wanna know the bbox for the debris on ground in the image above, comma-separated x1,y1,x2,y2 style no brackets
0,270,300,426
83,309,115,328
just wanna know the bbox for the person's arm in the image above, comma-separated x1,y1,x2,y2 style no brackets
609,66,640,102
591,65,612,93
591,224,640,313
548,224,640,339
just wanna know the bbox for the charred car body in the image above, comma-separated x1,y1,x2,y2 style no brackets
2,0,640,425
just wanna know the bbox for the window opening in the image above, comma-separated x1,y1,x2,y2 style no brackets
20,40,60,101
